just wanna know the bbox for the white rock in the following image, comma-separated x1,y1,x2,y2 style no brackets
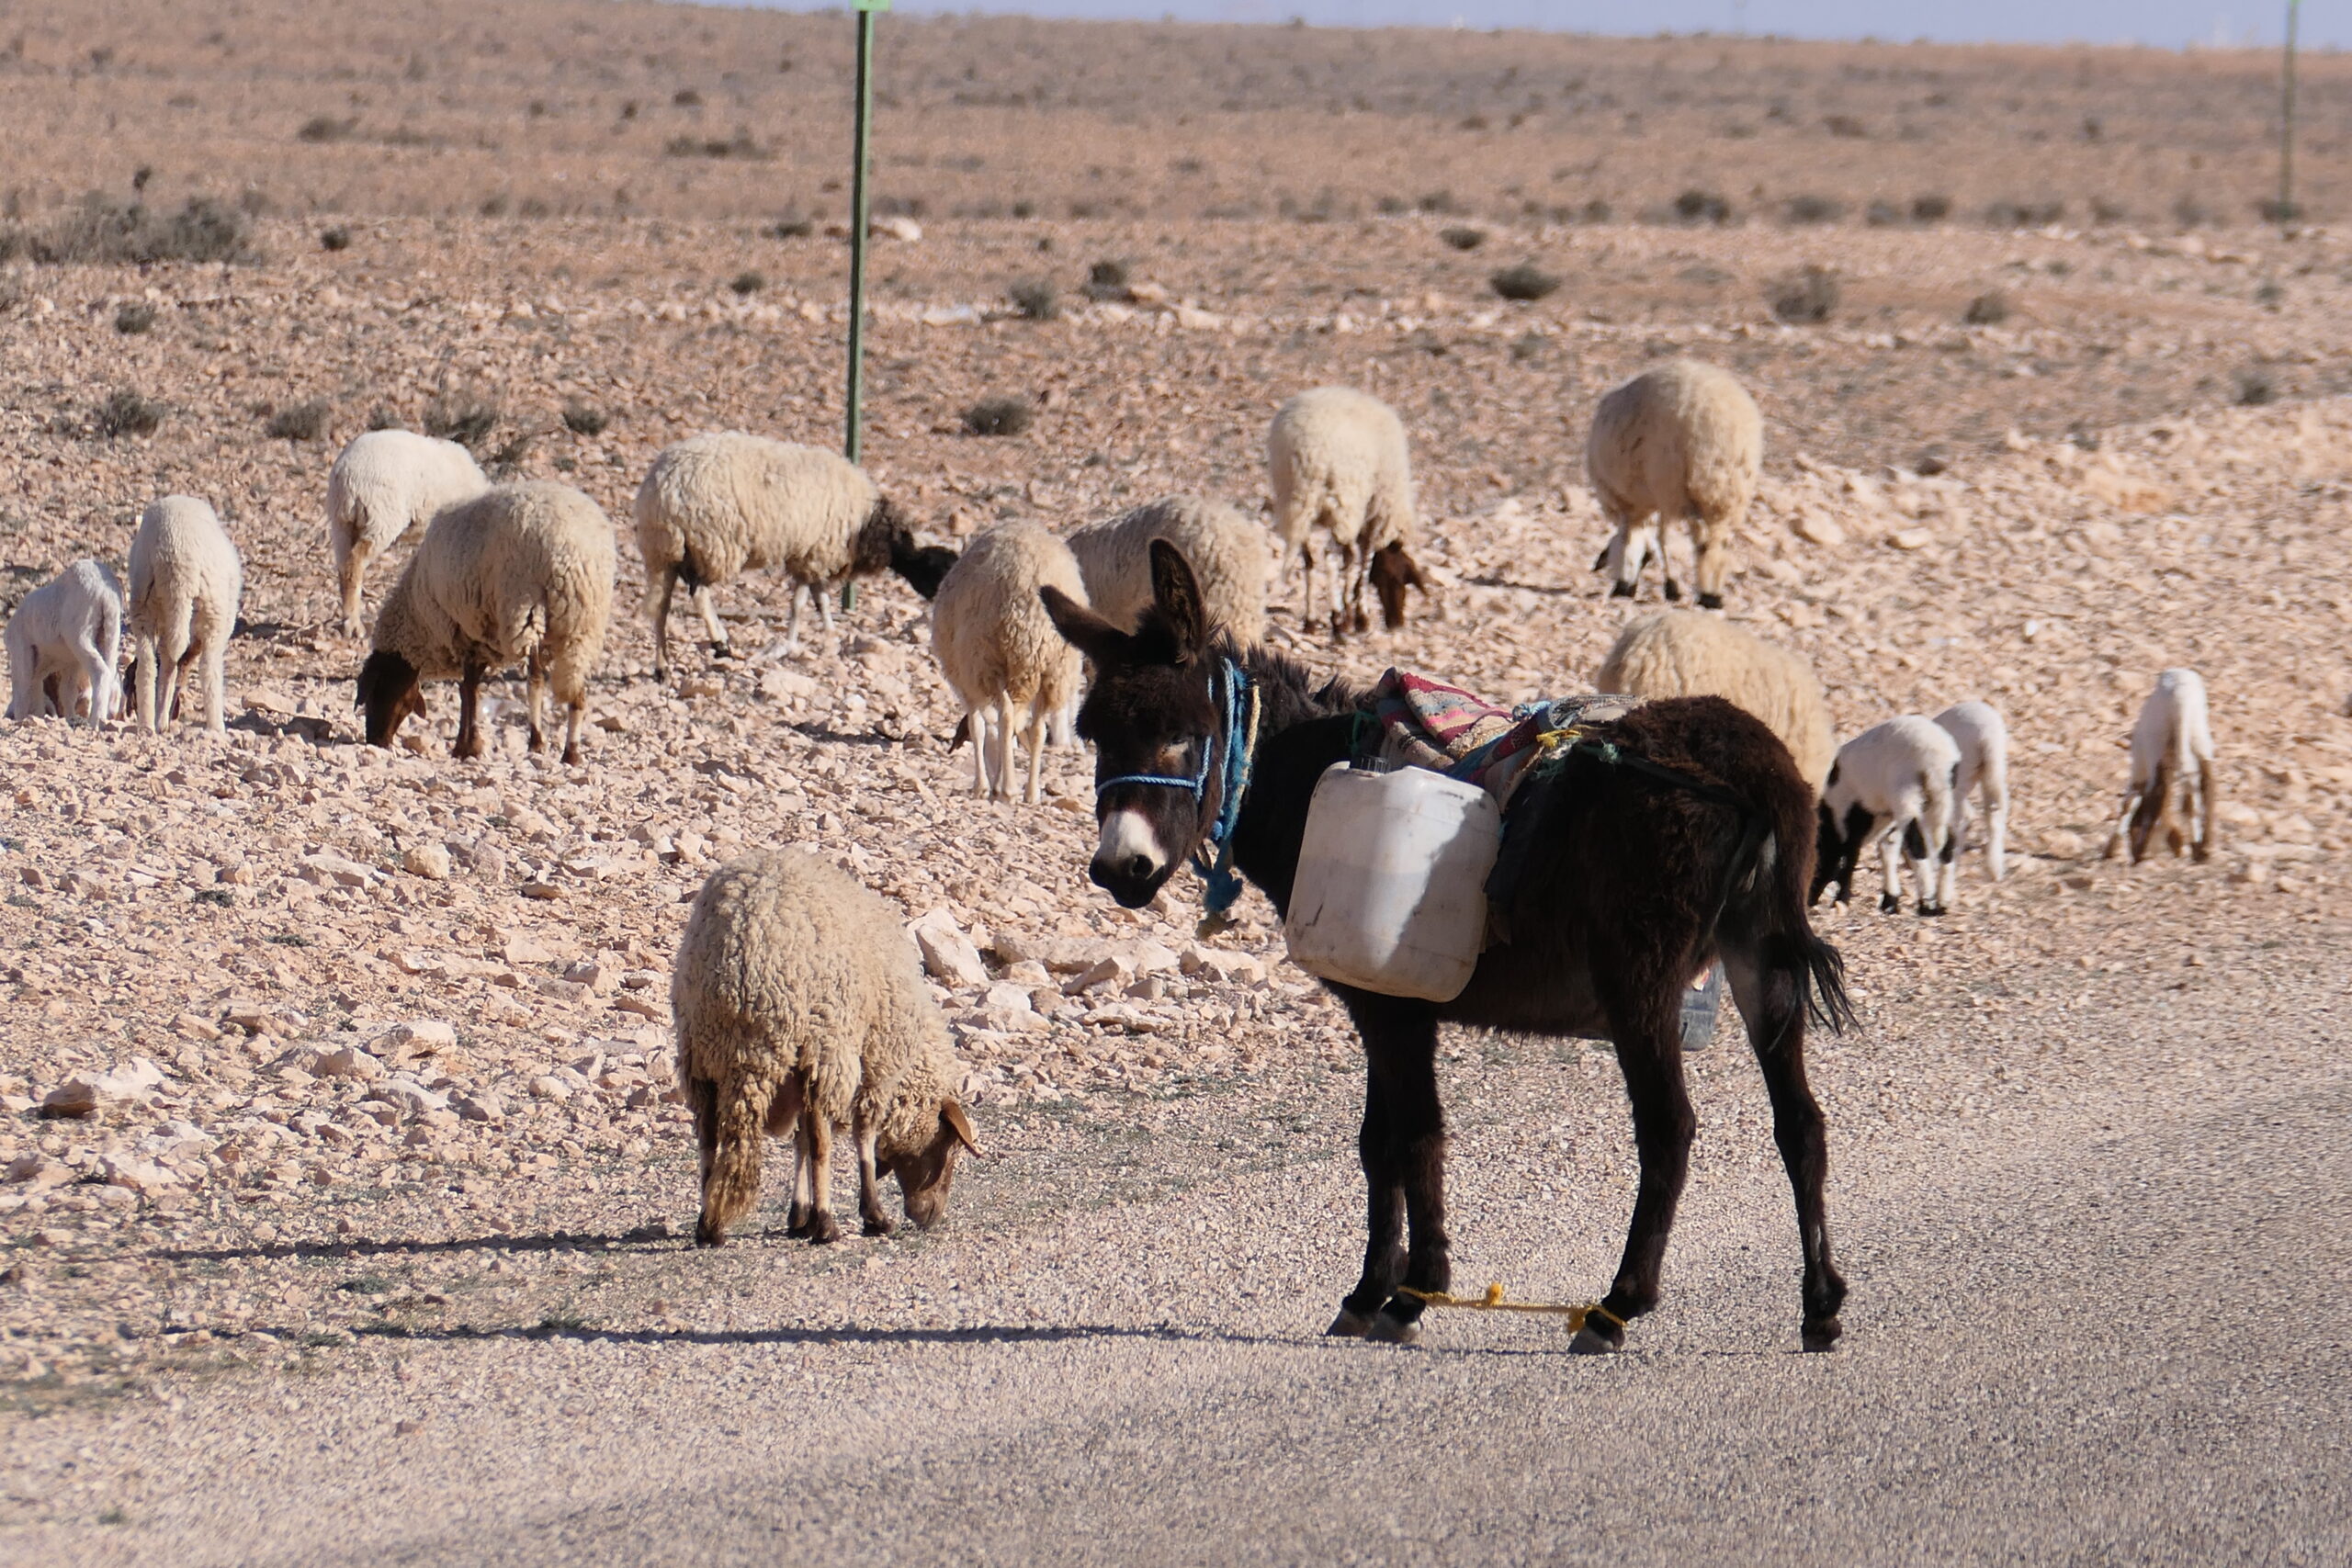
4,1154,75,1189
910,914,989,988
371,1021,458,1064
314,1046,385,1081
402,843,452,880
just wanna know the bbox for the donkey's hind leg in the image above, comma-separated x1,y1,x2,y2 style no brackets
1577,969,1698,1353
1723,943,1847,1349
1337,996,1449,1345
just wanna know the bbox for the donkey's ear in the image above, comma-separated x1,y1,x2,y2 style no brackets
1040,585,1131,665
1147,539,1208,659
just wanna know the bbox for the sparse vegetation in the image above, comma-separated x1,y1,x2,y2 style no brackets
1489,263,1561,302
96,389,165,438
1082,259,1129,301
764,214,815,239
113,302,156,335
320,226,352,252
424,395,499,453
560,401,608,437
1911,194,1952,222
1440,226,1487,251
2236,369,2278,406
1009,277,1059,321
1984,198,2065,229
729,270,765,296
1785,194,1846,225
2256,197,2302,226
1769,265,1839,324
264,400,330,442
13,194,254,266
1823,114,1867,139
1963,290,2011,326
2173,195,2214,228
297,116,356,144
1510,332,1544,363
487,434,535,478
961,396,1034,437
1673,188,1732,225
666,130,768,161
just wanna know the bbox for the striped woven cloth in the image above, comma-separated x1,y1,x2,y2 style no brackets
1364,670,1637,804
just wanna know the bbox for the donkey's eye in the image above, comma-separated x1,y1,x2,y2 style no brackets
1157,742,1191,771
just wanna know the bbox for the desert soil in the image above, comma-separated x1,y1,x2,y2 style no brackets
0,4,2348,1562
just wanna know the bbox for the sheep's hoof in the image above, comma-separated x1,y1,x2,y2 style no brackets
861,1214,896,1238
561,744,582,766
1802,1315,1844,1353
1917,901,1946,918
1364,1310,1421,1346
2192,845,2211,863
1662,581,1682,602
526,729,546,754
1878,893,1902,913
1567,1325,1623,1356
693,1220,726,1248
708,642,734,661
1697,592,1724,610
1324,1308,1374,1338
1608,581,1636,599
804,1212,842,1245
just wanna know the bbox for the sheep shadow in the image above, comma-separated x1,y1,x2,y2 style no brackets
348,1319,1300,1352
1460,572,1583,599
151,1223,679,1265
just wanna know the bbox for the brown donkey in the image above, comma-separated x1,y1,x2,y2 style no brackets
1044,542,1856,1352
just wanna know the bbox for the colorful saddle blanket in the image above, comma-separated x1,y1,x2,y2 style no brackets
1363,670,1639,807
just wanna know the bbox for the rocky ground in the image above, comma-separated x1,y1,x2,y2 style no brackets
0,3,2348,1557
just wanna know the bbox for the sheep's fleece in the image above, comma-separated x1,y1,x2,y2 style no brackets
1066,494,1270,646
1595,609,1836,786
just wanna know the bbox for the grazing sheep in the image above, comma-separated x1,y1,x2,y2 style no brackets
673,848,980,1246
1267,386,1425,634
356,481,616,765
931,521,1087,804
1934,700,2011,884
1812,716,1962,915
325,430,491,637
633,433,955,681
1065,493,1270,646
2103,668,2217,864
129,496,243,736
6,559,124,727
1587,358,1762,608
1594,610,1837,787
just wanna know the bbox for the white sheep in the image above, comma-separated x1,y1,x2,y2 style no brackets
929,521,1087,805
2103,668,2217,864
1594,610,1837,787
356,481,617,765
325,429,491,637
5,559,124,727
1065,493,1270,647
128,496,243,736
1267,386,1424,634
1587,358,1762,608
1812,716,1962,915
1933,700,2011,883
632,433,955,682
673,847,979,1246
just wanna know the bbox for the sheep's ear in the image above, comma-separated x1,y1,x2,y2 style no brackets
1040,586,1131,666
1147,538,1207,659
942,1100,983,1157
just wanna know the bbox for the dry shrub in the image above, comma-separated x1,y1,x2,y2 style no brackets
1769,265,1839,324
765,214,815,239
264,400,330,442
560,401,608,437
1673,188,1732,225
961,396,1034,437
113,302,156,335
1963,290,2011,326
1489,263,1561,302
1911,194,1952,222
1823,114,1867,139
27,195,254,265
297,116,356,144
320,226,352,252
1985,198,2065,229
424,395,499,453
666,130,768,161
1082,259,1129,301
729,270,765,296
96,389,164,439
1785,194,1845,225
1440,226,1487,251
1008,278,1058,321
2236,369,2278,406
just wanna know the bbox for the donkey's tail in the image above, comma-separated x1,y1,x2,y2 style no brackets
1754,767,1857,1039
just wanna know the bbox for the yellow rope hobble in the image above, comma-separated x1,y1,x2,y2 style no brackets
1393,1282,1612,1331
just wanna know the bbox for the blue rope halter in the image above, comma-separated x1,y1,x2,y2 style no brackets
1094,657,1257,927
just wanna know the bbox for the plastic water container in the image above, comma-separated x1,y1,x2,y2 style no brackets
1284,762,1503,1002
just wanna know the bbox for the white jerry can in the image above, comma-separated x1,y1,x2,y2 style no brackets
1283,762,1503,1002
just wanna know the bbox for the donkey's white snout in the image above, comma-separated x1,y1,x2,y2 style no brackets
1093,807,1169,886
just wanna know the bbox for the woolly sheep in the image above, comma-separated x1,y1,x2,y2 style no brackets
633,433,955,682
673,848,980,1246
6,559,123,727
1587,358,1762,608
1812,716,1962,916
356,481,616,765
325,430,491,637
930,521,1087,805
129,496,242,736
1594,610,1837,787
1267,386,1425,634
1065,493,1270,647
1933,700,2011,883
2103,668,2216,864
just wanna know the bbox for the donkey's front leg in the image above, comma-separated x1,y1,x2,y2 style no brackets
1327,1074,1405,1337
1348,999,1448,1345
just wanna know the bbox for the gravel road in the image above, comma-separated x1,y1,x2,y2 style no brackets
9,888,2345,1567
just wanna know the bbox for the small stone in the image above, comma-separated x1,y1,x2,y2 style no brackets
314,1046,385,1081
911,916,989,988
1891,528,1933,551
521,881,564,901
528,1075,571,1101
402,843,452,881
5,1154,75,1190
172,1013,223,1041
452,1092,503,1123
1791,508,1846,547
371,1021,458,1065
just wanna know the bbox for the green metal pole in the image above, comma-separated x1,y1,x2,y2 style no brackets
2280,0,2301,229
842,0,884,610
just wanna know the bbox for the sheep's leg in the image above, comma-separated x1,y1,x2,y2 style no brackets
1875,819,1906,913
785,1105,818,1235
198,638,225,735
2100,785,2142,861
648,569,680,683
71,635,112,730
1984,776,2009,882
966,709,990,796
1023,705,1049,806
2192,756,2218,863
800,1112,842,1245
132,637,158,732
1658,519,1685,603
453,663,487,760
813,581,836,633
524,650,548,754
339,536,372,638
1296,540,1318,626
855,1125,895,1236
694,1072,773,1247
561,700,585,767
169,647,198,727
1600,518,1639,598
695,584,729,660
1690,515,1729,611
994,696,1020,801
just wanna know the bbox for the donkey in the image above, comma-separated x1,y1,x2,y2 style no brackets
1043,542,1856,1352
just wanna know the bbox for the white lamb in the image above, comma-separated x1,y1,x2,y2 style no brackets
633,433,955,682
1933,700,2011,883
1065,493,1270,647
1267,387,1425,634
929,521,1087,805
357,481,617,765
1812,716,1962,916
1587,358,1763,609
2103,669,2217,864
129,496,243,736
325,430,491,637
5,559,124,727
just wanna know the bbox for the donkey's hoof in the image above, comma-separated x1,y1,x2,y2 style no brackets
1364,1311,1422,1346
1324,1308,1374,1338
1567,1325,1622,1356
1802,1316,1844,1353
